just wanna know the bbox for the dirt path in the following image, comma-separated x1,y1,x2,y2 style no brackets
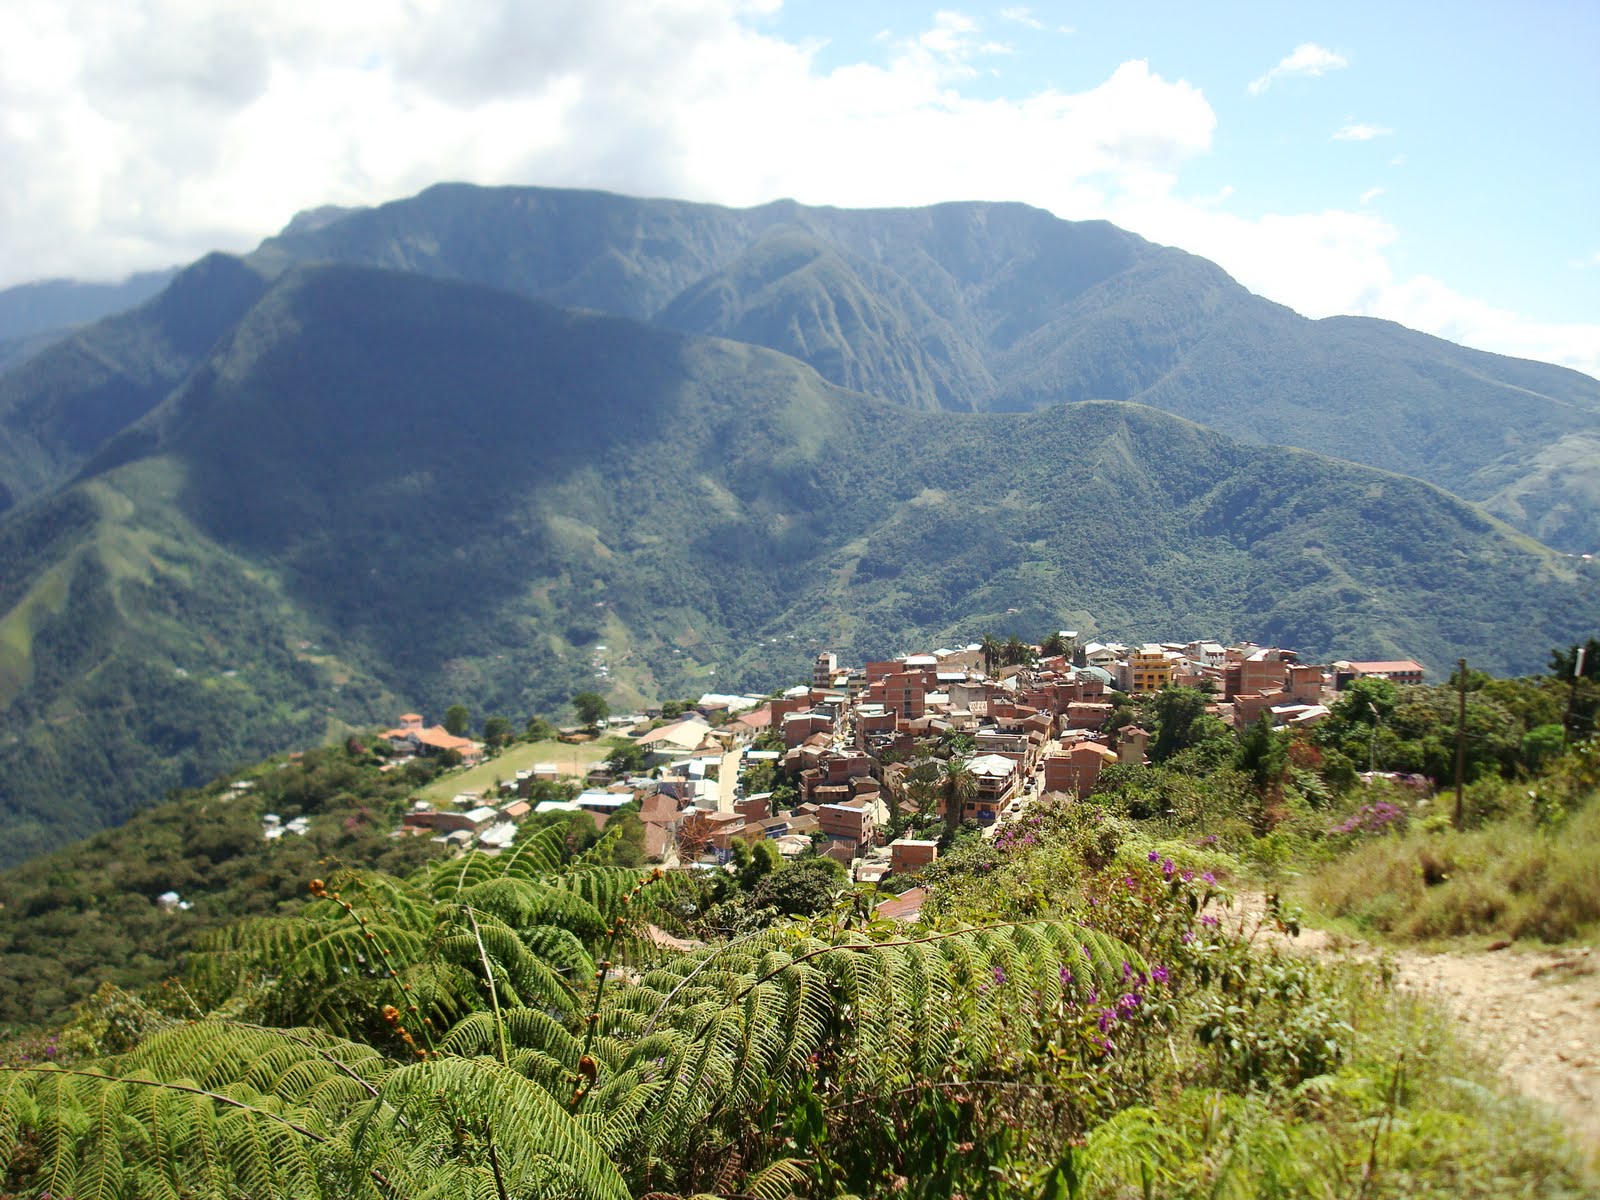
1389,945,1599,1156
1235,897,1600,1160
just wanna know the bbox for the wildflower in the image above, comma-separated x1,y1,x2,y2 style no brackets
1059,966,1074,986
992,964,1007,985
1117,992,1142,1013
1181,931,1195,944
1181,870,1194,882
1151,964,1170,984
1202,872,1216,885
1097,1009,1116,1032
1162,859,1176,878
1201,914,1219,927
1147,851,1160,863
1121,961,1134,981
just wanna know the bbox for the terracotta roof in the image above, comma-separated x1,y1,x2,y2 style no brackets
733,705,773,728
875,886,929,922
415,726,478,752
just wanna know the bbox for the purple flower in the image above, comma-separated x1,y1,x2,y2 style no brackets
1148,851,1161,863
1202,872,1216,885
1087,988,1099,1005
1181,870,1195,883
1059,966,1074,986
1201,914,1219,927
1181,931,1195,944
1121,961,1134,981
1162,859,1176,878
1099,1037,1114,1052
1097,1009,1116,1032
1151,964,1170,984
992,964,1006,985
1117,992,1142,1013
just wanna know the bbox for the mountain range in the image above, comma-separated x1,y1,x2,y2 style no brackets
0,185,1595,865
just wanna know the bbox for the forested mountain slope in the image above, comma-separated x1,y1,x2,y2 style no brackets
242,184,1600,551
1,261,1593,863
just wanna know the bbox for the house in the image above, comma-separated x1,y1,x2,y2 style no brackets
1336,660,1426,688
964,754,1019,823
818,799,876,846
380,712,483,762
637,718,717,759
889,838,939,874
1128,644,1176,694
1042,742,1118,799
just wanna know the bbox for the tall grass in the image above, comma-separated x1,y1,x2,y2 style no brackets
1299,791,1600,944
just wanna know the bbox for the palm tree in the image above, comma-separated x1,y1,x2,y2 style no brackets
940,758,978,831
1002,635,1034,668
980,634,1001,677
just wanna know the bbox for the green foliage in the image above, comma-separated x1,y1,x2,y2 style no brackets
0,745,441,1029
603,740,647,776
1301,779,1600,944
747,856,847,917
1147,686,1215,763
571,691,609,729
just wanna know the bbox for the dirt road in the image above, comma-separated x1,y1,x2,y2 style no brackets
1240,897,1600,1162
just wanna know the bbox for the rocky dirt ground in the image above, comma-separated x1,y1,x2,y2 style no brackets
1233,896,1600,1164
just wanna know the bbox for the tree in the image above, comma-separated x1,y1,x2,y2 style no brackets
940,759,978,833
525,714,556,741
979,634,1001,677
749,856,846,917
443,704,471,736
482,715,512,749
1002,636,1035,667
1039,631,1069,658
1147,687,1213,763
572,691,610,730
605,741,648,776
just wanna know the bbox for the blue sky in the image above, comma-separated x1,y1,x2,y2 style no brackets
2,0,1596,373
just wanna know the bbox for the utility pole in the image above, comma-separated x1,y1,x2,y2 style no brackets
1453,658,1468,831
1563,644,1587,747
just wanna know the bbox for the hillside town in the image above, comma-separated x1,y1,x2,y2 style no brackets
380,635,1427,888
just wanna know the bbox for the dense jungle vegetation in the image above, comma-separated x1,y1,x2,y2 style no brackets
1,652,1597,1196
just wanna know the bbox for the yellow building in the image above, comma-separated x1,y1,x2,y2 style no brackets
1129,645,1175,694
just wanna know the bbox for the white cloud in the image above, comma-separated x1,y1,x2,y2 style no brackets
0,3,1592,378
1360,186,1384,204
1248,43,1348,95
1334,122,1392,141
999,6,1044,30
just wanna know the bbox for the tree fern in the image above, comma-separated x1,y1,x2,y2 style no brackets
5,843,1146,1200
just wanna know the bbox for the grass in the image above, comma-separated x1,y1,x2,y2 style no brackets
1295,792,1600,946
413,737,629,804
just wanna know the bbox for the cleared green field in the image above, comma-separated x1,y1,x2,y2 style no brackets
414,738,628,804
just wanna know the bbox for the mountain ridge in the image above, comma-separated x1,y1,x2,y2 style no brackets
0,260,1593,865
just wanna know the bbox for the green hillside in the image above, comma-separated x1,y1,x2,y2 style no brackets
0,254,268,512
1,262,1594,864
244,184,1600,551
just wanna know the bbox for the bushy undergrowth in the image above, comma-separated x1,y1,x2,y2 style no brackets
918,802,1592,1197
1300,779,1600,944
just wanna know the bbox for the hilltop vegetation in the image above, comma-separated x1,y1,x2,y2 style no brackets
0,263,1595,861
3,664,1597,1197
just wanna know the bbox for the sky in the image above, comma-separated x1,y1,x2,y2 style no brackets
3,0,1598,376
